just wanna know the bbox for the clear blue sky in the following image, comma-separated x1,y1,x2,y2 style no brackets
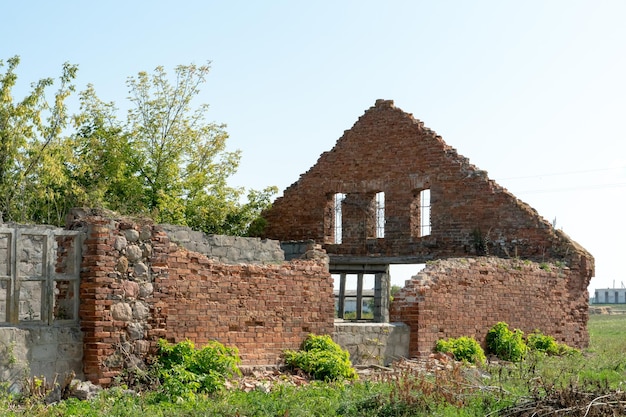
3,1,625,293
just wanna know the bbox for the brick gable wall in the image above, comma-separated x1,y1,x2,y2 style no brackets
261,98,594,357
261,100,594,272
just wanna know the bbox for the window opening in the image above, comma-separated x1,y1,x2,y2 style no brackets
0,228,81,326
420,189,431,236
375,192,385,238
334,193,346,244
334,272,375,320
410,188,431,238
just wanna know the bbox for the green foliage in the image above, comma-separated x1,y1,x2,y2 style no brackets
0,57,276,235
284,334,357,381
155,339,241,402
526,330,558,354
390,285,402,303
486,322,527,362
68,86,146,213
71,64,277,235
0,55,78,225
0,341,17,366
435,336,486,365
526,330,578,356
486,323,577,362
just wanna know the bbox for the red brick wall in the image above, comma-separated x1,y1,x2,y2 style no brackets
261,100,594,272
390,257,591,356
71,210,333,386
261,99,593,356
153,247,334,365
78,218,120,385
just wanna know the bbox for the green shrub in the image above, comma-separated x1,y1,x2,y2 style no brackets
486,322,527,362
526,331,559,355
284,334,357,381
435,336,486,365
526,330,579,356
155,339,241,401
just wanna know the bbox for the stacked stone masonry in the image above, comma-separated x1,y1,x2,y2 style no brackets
67,209,334,386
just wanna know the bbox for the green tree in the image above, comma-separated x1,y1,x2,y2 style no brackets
69,85,145,213
0,58,274,233
124,63,238,221
73,63,276,235
0,56,78,224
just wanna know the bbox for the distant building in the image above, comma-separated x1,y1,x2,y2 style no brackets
594,288,626,304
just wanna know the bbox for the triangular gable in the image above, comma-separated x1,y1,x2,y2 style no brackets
263,99,593,276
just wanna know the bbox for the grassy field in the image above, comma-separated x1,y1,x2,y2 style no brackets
2,314,626,416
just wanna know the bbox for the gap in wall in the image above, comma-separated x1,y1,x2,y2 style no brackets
389,264,426,288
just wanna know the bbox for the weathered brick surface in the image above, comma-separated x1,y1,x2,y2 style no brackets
261,99,594,273
70,210,333,386
261,99,594,355
390,257,591,355
155,248,334,365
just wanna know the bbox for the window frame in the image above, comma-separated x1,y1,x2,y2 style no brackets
0,228,82,326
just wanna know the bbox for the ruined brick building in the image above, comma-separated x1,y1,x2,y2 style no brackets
262,99,594,355
0,100,595,388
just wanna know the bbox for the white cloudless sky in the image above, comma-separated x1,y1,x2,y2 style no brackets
3,1,625,294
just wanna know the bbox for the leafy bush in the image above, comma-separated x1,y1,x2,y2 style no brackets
526,330,578,356
435,336,486,365
284,334,357,381
155,339,241,401
486,322,527,362
526,331,559,355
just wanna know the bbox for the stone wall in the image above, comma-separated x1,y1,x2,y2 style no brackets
333,322,410,366
390,257,591,357
0,327,83,392
160,224,284,264
68,210,334,386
